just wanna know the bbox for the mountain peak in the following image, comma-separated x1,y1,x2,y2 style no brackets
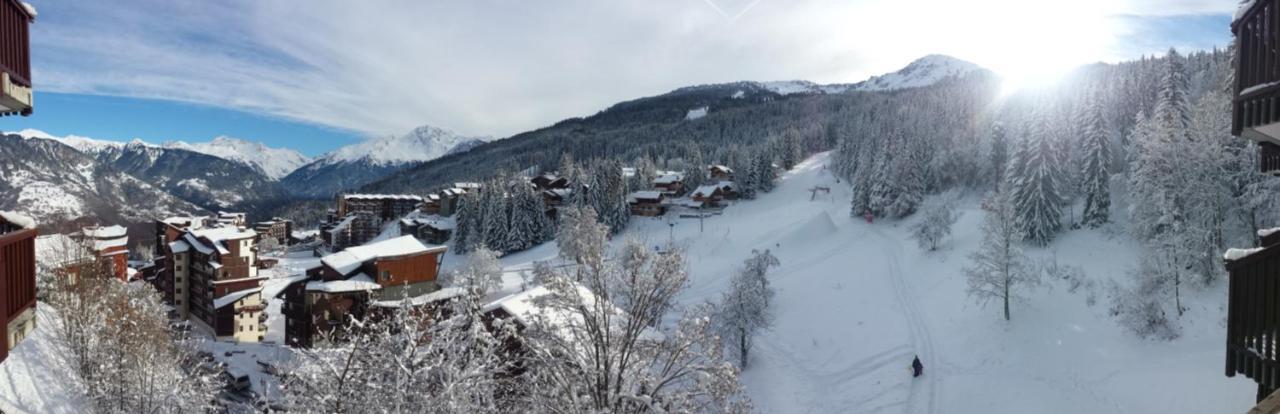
321,124,490,167
162,136,311,180
851,54,984,92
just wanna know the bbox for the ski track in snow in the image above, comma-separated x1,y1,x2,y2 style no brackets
871,226,939,414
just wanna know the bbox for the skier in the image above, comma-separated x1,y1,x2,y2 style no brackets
864,210,874,224
911,355,923,378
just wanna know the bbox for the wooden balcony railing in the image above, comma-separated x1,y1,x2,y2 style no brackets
0,0,31,88
1227,238,1280,402
1263,142,1280,174
1234,0,1280,136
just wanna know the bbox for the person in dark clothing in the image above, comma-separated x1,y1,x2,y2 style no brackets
912,355,924,378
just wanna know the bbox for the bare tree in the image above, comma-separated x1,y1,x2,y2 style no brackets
519,236,751,413
965,190,1038,321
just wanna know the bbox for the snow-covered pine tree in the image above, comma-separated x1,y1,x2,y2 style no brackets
1013,111,1063,245
782,128,803,170
453,190,480,254
1080,90,1113,228
887,137,926,218
481,178,509,252
754,147,775,193
504,181,539,252
989,122,1009,190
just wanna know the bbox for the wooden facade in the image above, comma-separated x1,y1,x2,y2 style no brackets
0,225,36,365
1234,0,1280,173
1226,237,1280,402
0,0,31,117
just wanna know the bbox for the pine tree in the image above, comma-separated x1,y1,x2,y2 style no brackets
989,122,1009,190
1080,91,1112,228
1013,112,1063,245
453,191,480,254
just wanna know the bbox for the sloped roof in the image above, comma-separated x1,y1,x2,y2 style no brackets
306,273,381,293
321,235,445,276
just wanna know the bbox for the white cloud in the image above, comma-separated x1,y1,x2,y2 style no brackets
27,0,1233,139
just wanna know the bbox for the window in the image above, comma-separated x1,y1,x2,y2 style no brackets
381,270,391,281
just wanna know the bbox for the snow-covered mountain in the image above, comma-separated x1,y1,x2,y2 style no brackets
742,55,986,96
0,133,204,228
281,124,489,198
162,137,311,180
847,54,984,92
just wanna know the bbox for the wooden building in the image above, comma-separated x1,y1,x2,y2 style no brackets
80,225,129,281
401,216,455,244
653,172,685,196
1234,0,1280,175
1228,1,1280,406
0,0,33,117
282,236,447,347
0,211,36,365
690,184,726,207
627,191,666,216
710,165,734,182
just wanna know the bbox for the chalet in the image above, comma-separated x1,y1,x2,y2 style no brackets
653,172,685,196
1227,2,1280,408
253,217,293,248
216,212,247,227
0,0,33,117
0,211,36,365
401,216,455,245
710,165,734,182
79,225,130,281
532,173,569,191
162,222,267,342
627,191,666,217
437,188,468,216
282,236,447,347
690,184,726,207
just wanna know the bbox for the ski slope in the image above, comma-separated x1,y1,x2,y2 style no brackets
488,152,1256,413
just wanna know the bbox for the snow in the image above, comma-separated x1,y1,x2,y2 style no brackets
321,235,443,275
12,128,124,155
628,191,663,202
1224,247,1265,261
370,287,465,308
343,193,424,201
1237,0,1258,23
732,90,746,99
162,136,311,180
758,80,823,95
654,172,684,185
92,237,128,252
1258,227,1280,238
81,225,126,238
685,106,709,120
0,210,36,229
480,152,1254,413
213,286,264,309
0,306,89,414
20,2,35,18
305,273,381,293
313,124,491,167
1241,80,1280,96
852,54,983,92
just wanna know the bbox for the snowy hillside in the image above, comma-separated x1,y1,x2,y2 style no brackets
15,128,125,155
318,124,488,167
850,54,985,92
0,306,91,414
163,136,311,180
469,152,1253,413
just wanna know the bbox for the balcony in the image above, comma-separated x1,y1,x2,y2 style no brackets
1225,232,1280,403
1263,142,1280,175
0,0,32,116
1234,0,1280,145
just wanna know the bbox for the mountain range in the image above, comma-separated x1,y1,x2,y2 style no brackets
0,54,986,230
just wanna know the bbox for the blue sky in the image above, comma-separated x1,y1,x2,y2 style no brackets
0,93,360,156
10,1,1237,155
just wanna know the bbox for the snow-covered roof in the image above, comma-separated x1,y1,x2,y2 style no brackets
162,216,205,230
402,215,456,231
1225,247,1265,261
168,240,190,254
692,184,722,197
306,274,381,293
20,2,35,19
344,193,424,201
321,235,445,276
82,225,126,239
483,282,659,344
370,287,465,308
213,287,263,309
187,226,255,255
628,191,663,203
93,237,128,252
1259,227,1280,238
454,182,482,189
654,172,684,185
710,165,734,173
0,211,36,230
1237,0,1258,24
